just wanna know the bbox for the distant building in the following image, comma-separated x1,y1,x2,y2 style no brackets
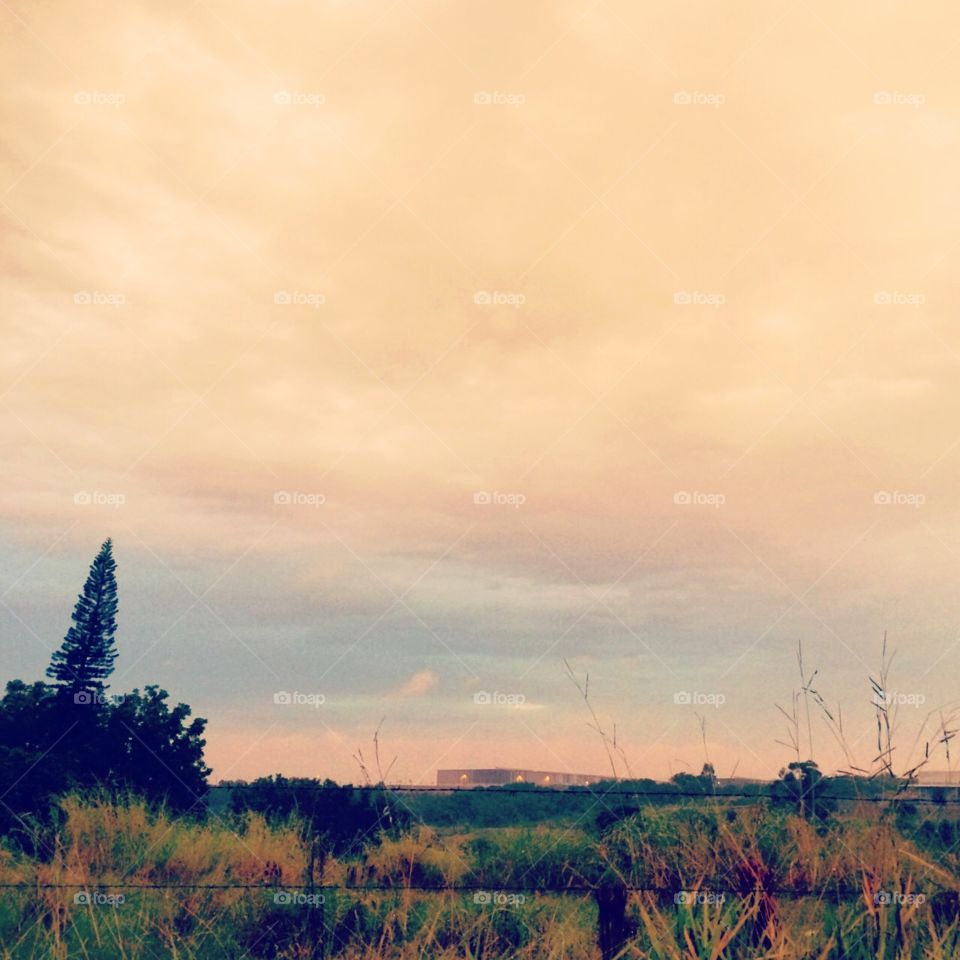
914,770,960,786
437,768,606,789
907,770,960,800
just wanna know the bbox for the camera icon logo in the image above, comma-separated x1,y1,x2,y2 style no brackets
273,91,292,105
73,691,94,705
273,291,292,305
473,91,492,105
74,92,92,105
875,891,892,905
273,491,292,505
673,291,691,305
273,691,292,705
74,291,92,305
74,891,91,905
473,290,492,305
874,91,892,105
673,491,691,505
873,491,892,505
273,891,293,904
473,491,491,505
473,691,492,705
673,91,692,105
473,891,491,904
673,691,692,705
74,491,92,505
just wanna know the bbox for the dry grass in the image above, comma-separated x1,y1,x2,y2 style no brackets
2,793,960,958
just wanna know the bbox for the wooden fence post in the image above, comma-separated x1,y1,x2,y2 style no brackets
595,883,630,960
305,831,326,959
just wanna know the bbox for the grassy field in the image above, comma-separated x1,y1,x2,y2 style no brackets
2,793,960,958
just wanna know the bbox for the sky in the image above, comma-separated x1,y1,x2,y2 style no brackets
3,0,960,785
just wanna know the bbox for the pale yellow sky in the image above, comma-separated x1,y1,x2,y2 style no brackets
3,0,960,783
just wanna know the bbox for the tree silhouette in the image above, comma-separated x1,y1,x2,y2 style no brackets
0,539,213,839
106,686,211,813
46,539,118,696
773,760,836,820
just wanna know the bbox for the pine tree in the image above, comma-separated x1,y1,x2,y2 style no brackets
46,539,118,695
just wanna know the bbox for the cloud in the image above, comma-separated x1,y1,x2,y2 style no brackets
389,669,440,699
5,0,960,783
